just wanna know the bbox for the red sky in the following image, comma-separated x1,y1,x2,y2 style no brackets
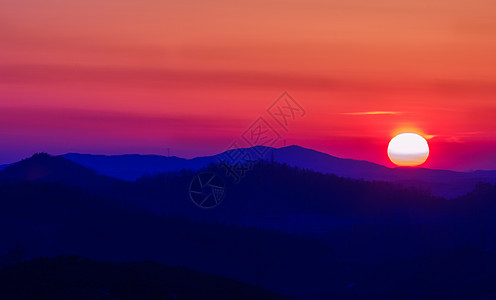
1,0,496,170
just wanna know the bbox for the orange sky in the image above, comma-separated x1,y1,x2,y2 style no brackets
0,0,495,170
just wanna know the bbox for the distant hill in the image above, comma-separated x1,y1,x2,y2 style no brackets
63,152,215,181
1,148,495,198
63,146,496,197
0,256,293,300
0,153,122,188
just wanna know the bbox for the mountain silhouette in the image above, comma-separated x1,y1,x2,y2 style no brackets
1,154,496,298
61,145,496,197
62,152,209,180
0,153,121,188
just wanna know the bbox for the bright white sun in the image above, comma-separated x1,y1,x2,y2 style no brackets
388,133,429,167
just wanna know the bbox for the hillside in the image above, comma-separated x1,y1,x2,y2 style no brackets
0,256,293,300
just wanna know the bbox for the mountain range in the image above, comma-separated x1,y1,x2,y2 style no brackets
61,145,496,198
1,150,496,298
0,145,494,197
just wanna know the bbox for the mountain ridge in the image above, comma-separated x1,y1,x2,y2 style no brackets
1,145,495,197
61,145,496,197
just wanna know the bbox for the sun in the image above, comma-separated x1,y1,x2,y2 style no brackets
388,133,429,167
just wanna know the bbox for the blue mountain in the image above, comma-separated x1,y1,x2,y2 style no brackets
60,145,496,197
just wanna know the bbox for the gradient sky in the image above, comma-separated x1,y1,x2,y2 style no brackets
1,0,496,170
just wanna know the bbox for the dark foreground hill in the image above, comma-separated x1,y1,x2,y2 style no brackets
2,179,496,299
0,181,338,298
348,247,496,299
0,256,293,300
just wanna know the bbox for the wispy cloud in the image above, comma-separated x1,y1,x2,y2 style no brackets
341,111,404,116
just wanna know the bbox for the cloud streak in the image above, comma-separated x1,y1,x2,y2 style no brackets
341,111,405,116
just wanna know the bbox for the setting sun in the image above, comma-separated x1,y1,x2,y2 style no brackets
388,133,429,167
